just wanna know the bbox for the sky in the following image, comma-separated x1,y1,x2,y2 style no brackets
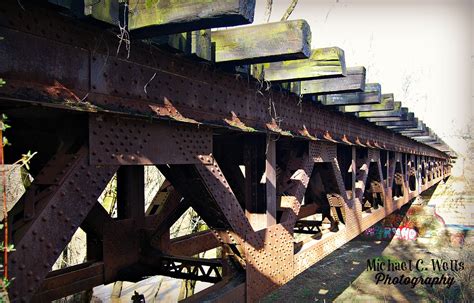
252,0,472,155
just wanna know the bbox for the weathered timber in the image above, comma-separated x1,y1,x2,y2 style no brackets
400,124,429,135
367,111,413,122
319,83,381,106
128,0,256,38
86,0,125,25
48,1,86,14
411,133,438,141
340,93,394,112
384,117,420,130
378,118,419,128
396,122,427,133
357,102,403,118
416,137,440,144
151,30,212,60
294,66,366,95
400,123,433,136
212,19,311,64
251,47,346,82
402,130,430,137
49,1,125,25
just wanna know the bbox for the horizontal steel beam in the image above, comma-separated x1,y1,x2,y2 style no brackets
32,262,104,302
0,1,448,159
168,230,220,256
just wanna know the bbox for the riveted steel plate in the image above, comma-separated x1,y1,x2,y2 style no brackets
309,141,337,162
195,159,253,238
103,219,140,282
0,1,449,159
89,115,213,165
245,223,294,302
34,153,80,185
368,149,380,162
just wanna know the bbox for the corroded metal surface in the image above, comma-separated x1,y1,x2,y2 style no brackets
0,2,453,302
0,1,447,158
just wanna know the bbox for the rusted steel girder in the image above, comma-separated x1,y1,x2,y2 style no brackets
1,111,450,302
0,1,448,159
0,2,453,302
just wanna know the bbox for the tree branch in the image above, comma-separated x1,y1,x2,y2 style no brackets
264,0,273,22
281,0,299,21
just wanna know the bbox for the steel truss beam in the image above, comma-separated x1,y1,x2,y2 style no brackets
0,2,452,302
142,255,223,284
4,112,450,302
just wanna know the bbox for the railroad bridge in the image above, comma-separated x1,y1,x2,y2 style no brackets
0,1,453,302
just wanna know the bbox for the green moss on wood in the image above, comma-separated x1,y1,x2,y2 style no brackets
340,93,395,112
297,66,366,95
129,0,256,37
252,47,346,82
321,82,381,105
152,29,211,60
212,19,311,64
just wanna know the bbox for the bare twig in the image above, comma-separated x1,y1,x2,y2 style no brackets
281,0,299,21
17,0,25,11
116,3,131,59
144,72,157,94
264,0,273,22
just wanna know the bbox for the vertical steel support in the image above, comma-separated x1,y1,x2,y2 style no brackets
386,150,390,188
351,146,356,201
404,153,408,185
266,137,277,226
117,166,145,222
244,135,267,231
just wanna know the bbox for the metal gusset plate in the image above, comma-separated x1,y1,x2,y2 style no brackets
89,115,212,165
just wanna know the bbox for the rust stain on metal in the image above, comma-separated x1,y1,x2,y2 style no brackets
298,125,316,140
0,2,453,302
224,111,257,132
265,119,293,136
149,97,199,124
341,134,354,145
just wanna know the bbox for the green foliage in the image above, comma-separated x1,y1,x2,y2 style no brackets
0,112,35,300
17,151,36,171
0,37,4,89
0,115,10,132
0,242,15,254
145,0,158,9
